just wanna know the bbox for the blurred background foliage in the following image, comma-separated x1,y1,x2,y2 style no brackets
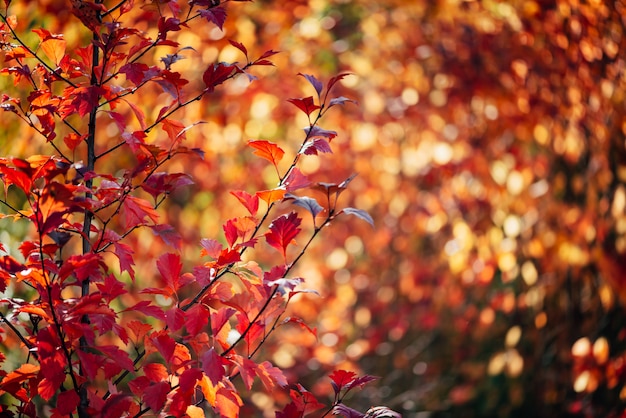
3,0,626,416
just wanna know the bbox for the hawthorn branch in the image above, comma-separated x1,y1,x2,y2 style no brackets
223,216,332,357
181,107,325,313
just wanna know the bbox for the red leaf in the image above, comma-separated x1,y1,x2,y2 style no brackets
265,212,302,260
55,390,80,415
228,39,248,57
179,367,203,394
0,159,32,193
255,361,288,390
282,316,317,338
193,265,216,286
76,350,103,381
157,17,181,39
203,62,236,92
125,300,165,321
254,49,280,65
166,306,186,331
230,190,259,216
113,241,135,280
287,96,320,116
201,348,226,386
199,7,227,29
329,370,357,394
58,253,103,283
332,404,365,418
60,85,106,118
157,252,183,295
151,224,183,250
119,62,150,86
283,168,311,192
326,73,351,94
121,196,160,228
143,381,170,412
200,238,223,259
38,377,59,401
289,384,325,415
264,265,287,282
144,363,169,382
223,219,239,248
98,345,135,375
216,248,241,267
161,118,186,143
143,173,194,200
127,320,152,344
97,274,126,302
214,385,242,417
185,304,209,335
233,357,256,390
247,140,285,168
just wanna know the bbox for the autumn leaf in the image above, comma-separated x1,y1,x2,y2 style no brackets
230,190,259,216
143,381,170,412
329,370,357,395
283,168,311,192
248,140,285,169
299,73,323,98
255,361,288,390
256,187,286,206
229,39,248,58
199,7,227,29
156,252,185,295
212,385,242,417
265,212,302,260
32,29,66,66
301,138,332,155
121,195,160,228
341,207,374,227
203,62,236,92
287,96,320,117
288,195,324,221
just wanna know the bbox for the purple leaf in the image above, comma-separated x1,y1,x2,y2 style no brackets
304,125,337,141
302,138,332,155
329,96,357,108
298,73,323,98
332,404,364,418
342,208,374,227
199,7,227,30
288,195,323,218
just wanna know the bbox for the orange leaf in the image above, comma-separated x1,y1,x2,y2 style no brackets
214,385,242,417
256,188,286,206
248,140,284,168
41,38,66,66
186,405,205,418
198,375,218,407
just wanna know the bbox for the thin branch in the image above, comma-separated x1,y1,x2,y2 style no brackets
223,217,332,357
0,311,35,354
102,0,130,17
